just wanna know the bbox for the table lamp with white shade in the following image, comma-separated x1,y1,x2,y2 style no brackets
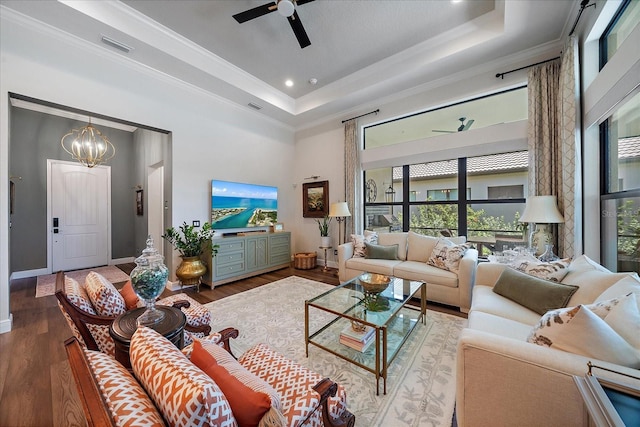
519,195,564,258
329,202,351,245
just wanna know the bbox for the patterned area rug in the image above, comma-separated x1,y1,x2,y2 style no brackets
205,276,467,426
35,265,130,298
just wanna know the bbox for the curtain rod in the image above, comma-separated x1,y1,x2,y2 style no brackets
569,0,596,36
342,109,379,123
495,57,560,79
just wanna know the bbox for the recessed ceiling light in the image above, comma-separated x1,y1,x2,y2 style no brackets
285,80,294,87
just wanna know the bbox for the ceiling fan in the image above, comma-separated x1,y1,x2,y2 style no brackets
433,117,475,133
233,0,315,49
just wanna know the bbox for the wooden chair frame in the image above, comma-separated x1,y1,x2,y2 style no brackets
66,328,355,427
55,271,211,352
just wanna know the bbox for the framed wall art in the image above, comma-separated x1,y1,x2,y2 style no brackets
302,180,329,218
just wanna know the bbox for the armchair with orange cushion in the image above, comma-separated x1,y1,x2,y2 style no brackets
55,270,211,356
65,326,356,427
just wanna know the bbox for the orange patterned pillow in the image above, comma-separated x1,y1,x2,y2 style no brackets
64,276,96,314
118,280,140,310
130,326,236,426
84,348,164,426
192,341,275,427
85,272,127,317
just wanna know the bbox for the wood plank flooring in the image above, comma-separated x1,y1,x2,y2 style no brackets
0,265,465,426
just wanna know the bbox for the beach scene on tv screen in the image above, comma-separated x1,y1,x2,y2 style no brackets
211,180,278,229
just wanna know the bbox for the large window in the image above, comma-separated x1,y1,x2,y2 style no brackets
363,151,528,255
600,0,640,68
600,90,640,274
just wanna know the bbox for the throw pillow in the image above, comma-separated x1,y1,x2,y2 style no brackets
84,271,127,317
427,239,470,271
510,258,571,282
527,304,640,368
561,256,634,306
595,275,640,303
406,231,438,263
351,230,378,258
493,268,579,315
84,348,165,426
130,326,236,426
191,341,285,427
364,242,398,260
599,293,640,349
64,276,96,315
118,280,140,310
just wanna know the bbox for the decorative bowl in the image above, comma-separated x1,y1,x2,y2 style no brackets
358,273,391,294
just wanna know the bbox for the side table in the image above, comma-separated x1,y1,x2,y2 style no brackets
319,246,332,272
109,306,186,369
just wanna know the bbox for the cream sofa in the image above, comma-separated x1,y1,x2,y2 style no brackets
456,255,640,426
338,231,478,312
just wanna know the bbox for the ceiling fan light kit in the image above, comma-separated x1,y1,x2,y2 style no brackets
277,0,295,17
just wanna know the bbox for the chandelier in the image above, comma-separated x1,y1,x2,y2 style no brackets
61,120,115,168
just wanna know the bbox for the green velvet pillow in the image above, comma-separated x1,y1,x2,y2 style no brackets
493,267,579,315
365,242,398,260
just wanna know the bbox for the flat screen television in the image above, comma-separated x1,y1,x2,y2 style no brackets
211,180,278,230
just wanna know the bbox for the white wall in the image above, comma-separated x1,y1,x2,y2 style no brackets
294,126,345,267
0,12,295,332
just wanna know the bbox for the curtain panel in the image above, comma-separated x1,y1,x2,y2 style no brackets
527,36,579,258
344,119,360,241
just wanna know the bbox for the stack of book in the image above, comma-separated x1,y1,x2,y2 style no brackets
339,323,375,352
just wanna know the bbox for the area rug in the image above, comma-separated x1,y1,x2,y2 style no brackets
35,265,130,298
204,276,467,426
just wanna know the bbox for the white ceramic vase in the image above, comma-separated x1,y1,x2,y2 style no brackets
321,236,332,248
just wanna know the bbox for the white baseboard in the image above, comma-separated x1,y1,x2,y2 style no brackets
10,268,49,280
0,314,13,334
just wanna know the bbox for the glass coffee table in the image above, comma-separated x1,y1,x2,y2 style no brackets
305,275,426,395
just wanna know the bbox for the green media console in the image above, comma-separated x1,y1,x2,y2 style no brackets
203,231,291,287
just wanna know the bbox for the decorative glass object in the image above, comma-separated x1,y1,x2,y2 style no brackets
538,244,559,262
130,235,169,326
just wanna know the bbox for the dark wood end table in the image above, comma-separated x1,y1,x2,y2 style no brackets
109,306,187,369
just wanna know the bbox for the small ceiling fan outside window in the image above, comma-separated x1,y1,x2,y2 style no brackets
233,0,315,49
433,117,475,133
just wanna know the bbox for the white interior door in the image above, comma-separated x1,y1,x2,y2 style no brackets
50,160,110,272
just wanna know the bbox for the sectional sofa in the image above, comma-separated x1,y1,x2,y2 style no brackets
456,255,640,426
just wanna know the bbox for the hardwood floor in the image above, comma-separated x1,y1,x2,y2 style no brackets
0,265,465,426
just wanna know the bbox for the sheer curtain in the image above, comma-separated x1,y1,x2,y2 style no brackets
527,36,579,258
344,119,361,240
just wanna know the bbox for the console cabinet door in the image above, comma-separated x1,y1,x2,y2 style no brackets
246,236,268,272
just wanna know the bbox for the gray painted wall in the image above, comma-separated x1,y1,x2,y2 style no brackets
9,107,138,272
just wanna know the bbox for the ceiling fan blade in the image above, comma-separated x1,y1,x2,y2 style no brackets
295,0,316,5
233,3,275,23
288,10,311,48
462,119,475,131
432,130,455,133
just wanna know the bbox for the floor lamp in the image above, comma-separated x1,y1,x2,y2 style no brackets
519,195,564,258
329,202,352,246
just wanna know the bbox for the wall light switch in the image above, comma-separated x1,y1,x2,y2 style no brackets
193,220,200,227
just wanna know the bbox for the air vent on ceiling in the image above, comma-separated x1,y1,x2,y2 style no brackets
101,35,133,53
248,102,262,110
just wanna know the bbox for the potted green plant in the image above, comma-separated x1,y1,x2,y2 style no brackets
316,214,332,247
162,222,218,290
